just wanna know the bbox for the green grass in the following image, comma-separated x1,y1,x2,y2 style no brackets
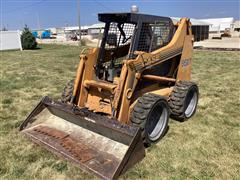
0,45,240,179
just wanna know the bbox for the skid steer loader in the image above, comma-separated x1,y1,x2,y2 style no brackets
20,13,199,179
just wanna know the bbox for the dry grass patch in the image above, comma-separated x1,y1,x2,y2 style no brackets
1,45,240,179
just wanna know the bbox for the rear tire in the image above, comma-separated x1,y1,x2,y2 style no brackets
61,80,74,103
131,93,169,147
169,81,199,121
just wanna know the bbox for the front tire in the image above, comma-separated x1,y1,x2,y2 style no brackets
131,93,170,147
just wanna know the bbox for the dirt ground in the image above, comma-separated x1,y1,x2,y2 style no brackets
37,37,99,47
194,37,240,49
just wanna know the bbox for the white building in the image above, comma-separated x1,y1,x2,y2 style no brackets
171,17,210,26
0,30,22,51
87,23,105,38
198,17,234,33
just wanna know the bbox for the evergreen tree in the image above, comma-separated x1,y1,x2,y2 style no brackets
21,25,37,49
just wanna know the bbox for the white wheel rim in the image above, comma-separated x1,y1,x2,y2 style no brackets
185,90,197,118
148,104,168,141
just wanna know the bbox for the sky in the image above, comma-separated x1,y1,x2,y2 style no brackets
1,0,240,30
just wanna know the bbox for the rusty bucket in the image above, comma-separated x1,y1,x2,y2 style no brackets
20,96,145,179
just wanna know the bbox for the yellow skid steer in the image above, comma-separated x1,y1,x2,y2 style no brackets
20,12,199,179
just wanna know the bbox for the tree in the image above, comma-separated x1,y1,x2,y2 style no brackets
21,25,37,50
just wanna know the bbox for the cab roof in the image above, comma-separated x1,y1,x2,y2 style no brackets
98,13,173,24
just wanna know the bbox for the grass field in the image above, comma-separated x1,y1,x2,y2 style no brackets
0,44,240,180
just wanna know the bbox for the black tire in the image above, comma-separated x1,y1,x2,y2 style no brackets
61,80,74,103
169,81,199,121
131,93,170,147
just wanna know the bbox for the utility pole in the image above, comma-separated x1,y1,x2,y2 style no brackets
77,0,81,46
37,12,40,30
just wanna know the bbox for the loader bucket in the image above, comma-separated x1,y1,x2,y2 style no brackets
20,96,145,180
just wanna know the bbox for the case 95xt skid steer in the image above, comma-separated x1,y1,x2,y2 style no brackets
20,13,199,179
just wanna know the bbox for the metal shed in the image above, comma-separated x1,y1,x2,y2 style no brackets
172,17,210,42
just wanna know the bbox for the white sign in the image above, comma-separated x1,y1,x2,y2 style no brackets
0,30,22,51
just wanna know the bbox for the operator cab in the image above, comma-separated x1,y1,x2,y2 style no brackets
97,13,174,82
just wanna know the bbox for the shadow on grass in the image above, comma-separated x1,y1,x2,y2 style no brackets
22,47,42,50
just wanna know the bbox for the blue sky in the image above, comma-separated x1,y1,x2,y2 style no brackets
1,0,239,30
